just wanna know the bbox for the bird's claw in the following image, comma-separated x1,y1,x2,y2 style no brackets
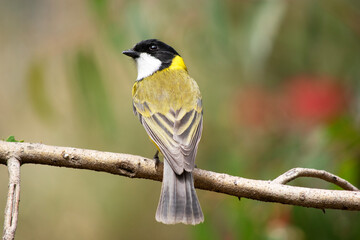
153,150,160,170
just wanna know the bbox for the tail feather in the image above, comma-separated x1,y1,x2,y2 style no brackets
156,160,204,225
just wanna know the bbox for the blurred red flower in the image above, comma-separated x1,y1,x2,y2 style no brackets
283,75,348,126
232,75,349,131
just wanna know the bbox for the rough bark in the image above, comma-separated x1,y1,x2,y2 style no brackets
0,141,358,211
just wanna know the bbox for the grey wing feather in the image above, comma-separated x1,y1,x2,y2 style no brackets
138,106,203,175
175,111,203,172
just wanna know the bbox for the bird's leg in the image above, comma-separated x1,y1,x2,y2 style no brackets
153,150,160,170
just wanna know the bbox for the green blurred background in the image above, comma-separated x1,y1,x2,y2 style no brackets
1,0,360,239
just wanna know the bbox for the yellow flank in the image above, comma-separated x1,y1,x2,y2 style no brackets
168,55,187,71
150,138,161,151
132,68,202,118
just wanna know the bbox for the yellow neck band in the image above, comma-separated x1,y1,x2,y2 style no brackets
168,55,187,71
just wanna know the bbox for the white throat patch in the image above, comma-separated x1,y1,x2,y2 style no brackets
135,53,162,81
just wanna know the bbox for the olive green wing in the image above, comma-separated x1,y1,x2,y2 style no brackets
133,100,203,175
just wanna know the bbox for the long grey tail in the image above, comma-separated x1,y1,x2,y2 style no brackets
156,160,204,225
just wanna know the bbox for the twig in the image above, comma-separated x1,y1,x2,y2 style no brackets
2,155,21,240
273,167,359,191
0,141,359,213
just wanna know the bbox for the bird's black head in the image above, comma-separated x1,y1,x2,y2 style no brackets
123,39,180,67
135,39,179,57
123,39,183,80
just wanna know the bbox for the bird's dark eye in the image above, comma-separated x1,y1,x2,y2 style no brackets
149,45,158,51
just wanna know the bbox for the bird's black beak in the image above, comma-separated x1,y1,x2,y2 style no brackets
122,49,140,59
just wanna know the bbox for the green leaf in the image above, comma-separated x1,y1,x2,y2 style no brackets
5,136,24,142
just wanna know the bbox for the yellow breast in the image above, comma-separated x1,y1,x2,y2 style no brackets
132,70,201,117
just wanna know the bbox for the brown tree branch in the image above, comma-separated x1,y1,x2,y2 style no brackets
2,155,21,240
0,141,360,216
273,167,359,191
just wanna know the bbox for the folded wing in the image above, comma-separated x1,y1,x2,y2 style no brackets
133,100,203,175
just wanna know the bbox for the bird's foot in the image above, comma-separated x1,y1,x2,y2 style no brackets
153,150,160,170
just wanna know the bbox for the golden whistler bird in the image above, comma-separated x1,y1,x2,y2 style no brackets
123,39,204,225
